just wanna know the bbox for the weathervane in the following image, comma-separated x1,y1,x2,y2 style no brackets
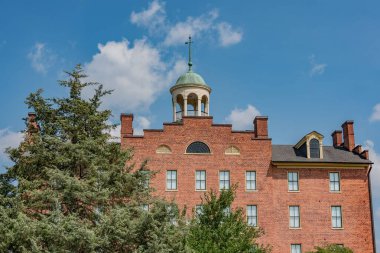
185,35,193,72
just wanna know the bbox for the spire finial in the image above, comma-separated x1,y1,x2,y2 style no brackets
185,35,193,71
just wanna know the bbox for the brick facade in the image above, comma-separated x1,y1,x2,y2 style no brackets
121,116,375,253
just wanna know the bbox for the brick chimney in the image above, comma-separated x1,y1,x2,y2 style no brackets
27,112,39,133
331,130,342,147
120,113,134,137
254,116,268,138
341,120,355,151
360,150,369,159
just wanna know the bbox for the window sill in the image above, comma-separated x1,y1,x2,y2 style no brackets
165,189,178,192
288,190,300,193
329,191,341,194
246,190,258,192
195,189,207,192
289,227,302,230
332,227,344,230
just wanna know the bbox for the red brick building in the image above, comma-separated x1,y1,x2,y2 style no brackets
120,49,375,252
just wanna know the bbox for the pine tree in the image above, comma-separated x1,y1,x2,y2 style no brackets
0,65,187,253
186,186,270,253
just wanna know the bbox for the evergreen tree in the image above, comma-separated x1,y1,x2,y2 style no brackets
306,244,354,253
0,65,186,253
186,186,270,253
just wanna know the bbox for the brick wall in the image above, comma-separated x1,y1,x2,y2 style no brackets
121,116,374,253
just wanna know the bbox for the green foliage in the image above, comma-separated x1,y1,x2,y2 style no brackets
0,65,186,253
186,186,270,253
306,244,354,253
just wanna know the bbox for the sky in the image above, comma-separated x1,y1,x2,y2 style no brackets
0,0,379,248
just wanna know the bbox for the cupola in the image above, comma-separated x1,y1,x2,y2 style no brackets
170,36,211,122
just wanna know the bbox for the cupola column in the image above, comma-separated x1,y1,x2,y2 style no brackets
206,99,210,115
184,98,188,116
172,99,176,122
197,98,202,116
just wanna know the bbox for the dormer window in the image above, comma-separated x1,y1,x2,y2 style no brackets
294,131,323,159
309,139,320,158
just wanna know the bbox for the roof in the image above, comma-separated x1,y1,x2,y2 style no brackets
175,71,208,86
272,145,372,164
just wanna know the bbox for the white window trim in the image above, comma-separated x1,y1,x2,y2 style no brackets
245,171,257,191
219,170,230,191
287,171,300,192
329,171,341,193
247,205,258,227
166,170,178,191
195,170,207,191
331,205,344,229
290,244,302,253
289,205,301,229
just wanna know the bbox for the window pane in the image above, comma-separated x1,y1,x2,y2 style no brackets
291,244,301,253
166,170,177,190
247,205,257,227
310,138,320,158
329,172,340,192
290,206,300,228
332,206,342,228
288,172,299,191
195,205,203,215
220,171,230,190
246,171,256,190
186,141,211,153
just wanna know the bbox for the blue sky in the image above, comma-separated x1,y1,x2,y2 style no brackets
0,0,379,248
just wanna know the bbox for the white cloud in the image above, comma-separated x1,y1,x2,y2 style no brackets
163,10,219,46
370,104,380,122
364,140,380,197
27,43,56,74
309,54,327,77
85,39,186,114
225,104,261,130
130,0,166,34
0,129,23,165
131,1,242,47
217,22,243,47
134,116,151,135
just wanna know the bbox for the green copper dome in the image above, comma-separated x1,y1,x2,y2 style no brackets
175,71,208,86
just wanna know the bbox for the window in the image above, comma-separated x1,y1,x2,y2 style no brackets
291,244,302,253
246,171,256,191
141,204,149,211
225,146,240,155
196,170,206,190
140,170,150,189
247,205,257,227
166,170,177,190
219,171,230,190
332,206,342,228
329,172,340,192
223,206,231,216
288,172,299,191
156,145,172,154
289,206,300,228
195,205,203,216
186,141,210,153
310,138,320,158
